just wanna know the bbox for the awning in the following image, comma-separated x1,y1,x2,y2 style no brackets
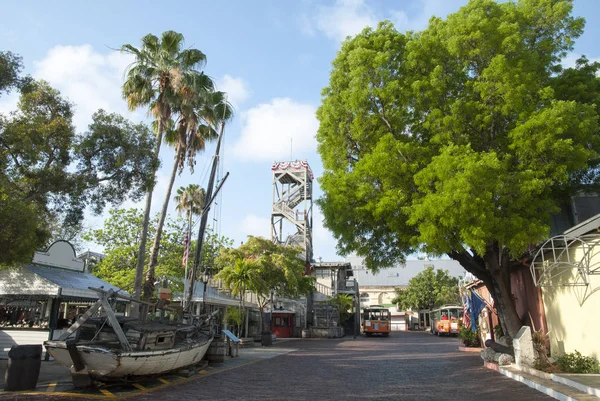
172,279,258,308
0,265,126,300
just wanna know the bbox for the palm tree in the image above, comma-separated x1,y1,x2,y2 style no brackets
216,257,261,335
121,31,209,306
174,183,206,305
145,89,232,301
174,184,206,219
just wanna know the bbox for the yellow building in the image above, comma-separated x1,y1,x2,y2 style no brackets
532,214,600,359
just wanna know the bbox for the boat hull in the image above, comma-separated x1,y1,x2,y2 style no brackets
44,338,213,379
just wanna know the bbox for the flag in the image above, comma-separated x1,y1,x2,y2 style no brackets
182,232,190,267
460,286,471,329
470,290,486,332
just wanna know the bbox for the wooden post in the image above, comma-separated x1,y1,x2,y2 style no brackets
99,291,132,352
58,300,102,341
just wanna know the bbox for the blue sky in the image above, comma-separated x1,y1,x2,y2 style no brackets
2,0,600,262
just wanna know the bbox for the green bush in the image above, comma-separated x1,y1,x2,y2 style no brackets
557,351,600,374
493,324,504,339
458,326,481,347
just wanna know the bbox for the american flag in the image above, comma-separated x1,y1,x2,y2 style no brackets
460,286,471,329
182,232,190,267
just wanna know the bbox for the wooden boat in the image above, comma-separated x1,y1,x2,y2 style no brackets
44,288,218,381
45,122,230,384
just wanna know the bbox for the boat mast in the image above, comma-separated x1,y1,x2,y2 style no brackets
185,121,226,313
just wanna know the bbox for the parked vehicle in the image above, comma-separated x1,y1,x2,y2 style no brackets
362,305,391,337
429,305,462,336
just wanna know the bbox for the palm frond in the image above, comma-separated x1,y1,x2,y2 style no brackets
160,31,185,58
179,49,207,69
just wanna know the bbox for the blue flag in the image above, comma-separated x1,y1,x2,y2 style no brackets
470,290,486,333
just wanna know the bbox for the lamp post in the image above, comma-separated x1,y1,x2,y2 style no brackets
262,286,275,346
201,268,210,315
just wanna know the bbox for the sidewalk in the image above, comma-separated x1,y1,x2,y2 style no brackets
485,362,600,401
0,341,298,396
0,359,70,389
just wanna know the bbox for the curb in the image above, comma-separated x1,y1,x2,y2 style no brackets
516,365,600,398
484,362,600,401
458,346,481,353
496,366,575,401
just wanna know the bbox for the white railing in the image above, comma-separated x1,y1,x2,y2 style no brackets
314,282,333,297
272,201,297,222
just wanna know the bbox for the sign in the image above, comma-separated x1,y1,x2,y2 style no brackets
221,329,240,343
158,287,171,300
32,241,84,272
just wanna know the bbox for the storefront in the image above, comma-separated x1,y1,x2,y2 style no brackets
270,309,295,338
0,241,125,359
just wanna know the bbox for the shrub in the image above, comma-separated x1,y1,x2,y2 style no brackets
459,326,481,347
493,323,503,339
557,351,600,374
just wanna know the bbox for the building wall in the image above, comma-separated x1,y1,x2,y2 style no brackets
541,245,600,359
359,286,397,309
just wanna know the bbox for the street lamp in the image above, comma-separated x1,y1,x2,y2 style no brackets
201,268,210,315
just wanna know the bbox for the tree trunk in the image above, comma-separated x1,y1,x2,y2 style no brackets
131,123,164,317
244,308,249,338
481,243,522,339
239,286,245,337
259,306,264,333
143,149,181,301
449,243,523,340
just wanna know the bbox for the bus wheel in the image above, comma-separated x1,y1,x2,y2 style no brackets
366,332,372,337
382,333,389,337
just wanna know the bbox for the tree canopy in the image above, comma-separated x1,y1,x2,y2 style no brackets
215,236,315,330
316,0,599,338
0,63,157,266
391,266,459,311
83,208,232,294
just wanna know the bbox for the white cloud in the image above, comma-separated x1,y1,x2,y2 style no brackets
239,214,270,238
233,98,318,162
33,45,140,132
216,75,250,108
393,0,464,33
302,0,466,42
314,0,378,42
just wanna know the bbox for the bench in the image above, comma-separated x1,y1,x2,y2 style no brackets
221,330,240,358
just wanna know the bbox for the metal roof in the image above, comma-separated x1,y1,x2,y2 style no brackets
26,265,126,298
0,265,126,299
563,213,600,238
344,256,465,287
172,279,257,308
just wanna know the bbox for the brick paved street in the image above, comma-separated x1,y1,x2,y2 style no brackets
1,331,553,401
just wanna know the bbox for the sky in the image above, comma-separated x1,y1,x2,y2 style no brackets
2,0,600,262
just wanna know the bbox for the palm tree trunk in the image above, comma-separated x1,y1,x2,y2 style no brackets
131,126,163,317
143,149,182,301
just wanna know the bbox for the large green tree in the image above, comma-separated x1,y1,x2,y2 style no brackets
0,78,156,266
121,30,209,305
0,51,31,95
83,208,186,293
391,266,459,311
316,0,600,339
215,236,315,332
84,208,233,295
